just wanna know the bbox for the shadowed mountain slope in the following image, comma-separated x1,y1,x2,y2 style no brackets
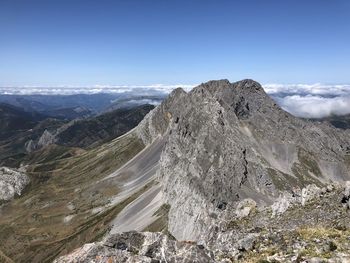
0,104,154,167
0,103,46,139
0,104,65,167
54,104,155,148
319,114,350,130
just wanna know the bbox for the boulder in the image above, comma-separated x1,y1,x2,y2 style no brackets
235,199,257,219
301,184,321,206
0,167,30,201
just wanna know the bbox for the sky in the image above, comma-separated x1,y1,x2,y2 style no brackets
0,0,350,86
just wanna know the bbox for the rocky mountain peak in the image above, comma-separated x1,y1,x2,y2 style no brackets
138,79,350,241
136,79,278,146
51,79,350,263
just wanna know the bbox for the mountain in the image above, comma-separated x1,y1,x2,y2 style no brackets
0,93,120,113
40,106,93,120
0,105,154,262
0,104,153,167
0,104,65,167
60,79,350,262
134,79,350,239
0,131,146,262
1,80,350,262
0,103,46,139
40,104,155,149
319,114,350,130
0,92,166,119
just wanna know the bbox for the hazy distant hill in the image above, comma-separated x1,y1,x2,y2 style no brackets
0,104,65,166
52,104,155,148
43,106,92,120
0,92,164,120
0,93,119,113
322,114,350,129
0,102,154,167
0,103,47,140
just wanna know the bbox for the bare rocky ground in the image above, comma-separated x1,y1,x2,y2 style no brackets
210,182,350,262
55,182,350,263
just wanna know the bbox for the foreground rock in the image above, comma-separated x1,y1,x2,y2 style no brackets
55,183,350,262
54,232,215,263
0,167,29,201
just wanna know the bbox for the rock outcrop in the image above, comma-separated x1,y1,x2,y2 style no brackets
54,232,215,263
0,167,29,201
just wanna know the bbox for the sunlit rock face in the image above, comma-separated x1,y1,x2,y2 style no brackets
0,167,29,201
138,79,350,241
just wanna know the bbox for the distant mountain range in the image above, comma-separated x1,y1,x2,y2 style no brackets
40,104,155,149
0,102,153,167
0,93,163,120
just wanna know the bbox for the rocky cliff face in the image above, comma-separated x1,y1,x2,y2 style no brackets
56,79,350,262
136,79,350,241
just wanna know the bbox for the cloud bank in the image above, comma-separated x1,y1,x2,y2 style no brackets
264,84,350,118
0,84,196,96
1,83,350,118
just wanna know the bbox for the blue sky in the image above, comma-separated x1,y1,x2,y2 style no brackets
0,0,349,86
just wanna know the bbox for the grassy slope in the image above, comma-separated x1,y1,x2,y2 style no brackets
0,132,145,263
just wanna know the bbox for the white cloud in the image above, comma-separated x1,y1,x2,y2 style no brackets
273,95,350,118
264,84,350,118
0,84,196,95
264,83,350,97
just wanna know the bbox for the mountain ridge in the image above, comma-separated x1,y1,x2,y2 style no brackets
55,79,350,262
129,78,350,242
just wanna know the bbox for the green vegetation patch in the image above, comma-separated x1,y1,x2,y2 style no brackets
267,168,299,191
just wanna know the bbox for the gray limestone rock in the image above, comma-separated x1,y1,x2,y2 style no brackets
145,79,350,241
236,233,259,252
37,129,57,148
0,166,30,201
235,198,257,219
271,192,298,216
53,232,215,263
301,184,321,206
